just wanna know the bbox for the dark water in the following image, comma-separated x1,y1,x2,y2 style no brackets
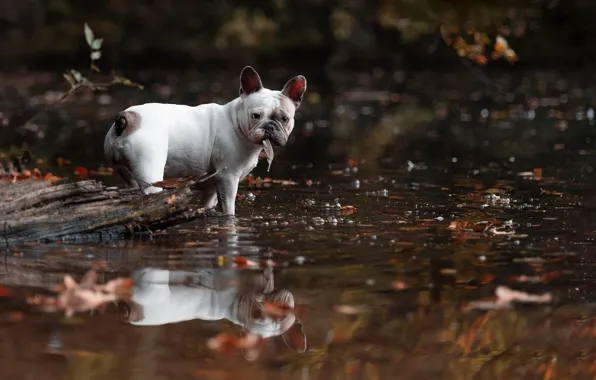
3,69,596,379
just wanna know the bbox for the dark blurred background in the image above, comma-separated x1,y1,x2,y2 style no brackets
0,0,594,69
2,0,596,177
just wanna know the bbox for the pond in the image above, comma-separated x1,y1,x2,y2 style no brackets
1,69,596,379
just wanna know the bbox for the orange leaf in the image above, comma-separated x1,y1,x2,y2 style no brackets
392,281,407,290
74,166,89,179
166,194,177,204
0,285,11,297
533,168,543,181
234,256,258,268
43,173,61,182
473,55,488,65
31,168,42,179
479,273,495,285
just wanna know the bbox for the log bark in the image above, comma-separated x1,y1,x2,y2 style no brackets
0,177,208,246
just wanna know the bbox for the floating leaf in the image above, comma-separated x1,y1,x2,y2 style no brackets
83,23,95,48
91,63,101,72
234,256,259,268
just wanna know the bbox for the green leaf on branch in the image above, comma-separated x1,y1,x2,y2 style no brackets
91,38,103,51
84,23,95,48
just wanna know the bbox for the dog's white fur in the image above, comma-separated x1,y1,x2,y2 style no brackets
103,66,306,215
122,267,306,353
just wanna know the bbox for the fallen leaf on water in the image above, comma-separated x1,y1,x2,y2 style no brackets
540,188,563,196
234,256,259,268
27,264,132,317
456,315,486,356
391,281,407,290
537,355,557,380
271,179,299,186
495,286,552,304
510,271,562,284
333,304,368,315
479,273,495,285
206,332,263,360
465,286,552,311
339,205,356,215
533,168,543,181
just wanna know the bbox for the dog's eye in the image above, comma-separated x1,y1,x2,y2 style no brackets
251,113,261,120
281,116,289,123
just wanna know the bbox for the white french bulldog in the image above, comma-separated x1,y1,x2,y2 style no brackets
103,66,307,215
119,267,306,355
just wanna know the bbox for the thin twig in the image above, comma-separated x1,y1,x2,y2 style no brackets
3,221,9,272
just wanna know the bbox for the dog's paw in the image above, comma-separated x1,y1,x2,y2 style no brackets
205,208,223,218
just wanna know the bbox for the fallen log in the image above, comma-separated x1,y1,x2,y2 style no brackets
0,175,211,246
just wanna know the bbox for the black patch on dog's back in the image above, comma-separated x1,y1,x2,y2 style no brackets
114,114,128,137
113,111,141,137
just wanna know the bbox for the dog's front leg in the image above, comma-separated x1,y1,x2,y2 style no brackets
216,174,240,216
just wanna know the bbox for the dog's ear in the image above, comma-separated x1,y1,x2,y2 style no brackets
281,320,307,353
281,75,307,107
240,66,263,96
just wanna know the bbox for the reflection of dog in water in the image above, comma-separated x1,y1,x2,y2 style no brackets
118,267,306,354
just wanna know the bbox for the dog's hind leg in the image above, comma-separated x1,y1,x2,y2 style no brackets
115,167,139,189
201,183,218,210
125,150,168,195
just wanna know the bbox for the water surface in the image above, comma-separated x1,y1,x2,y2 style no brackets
2,70,596,379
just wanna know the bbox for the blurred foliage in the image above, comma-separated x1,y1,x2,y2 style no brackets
0,0,594,67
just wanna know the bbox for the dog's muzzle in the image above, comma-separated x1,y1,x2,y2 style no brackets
261,121,286,146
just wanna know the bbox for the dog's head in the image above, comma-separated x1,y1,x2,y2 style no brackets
236,66,307,147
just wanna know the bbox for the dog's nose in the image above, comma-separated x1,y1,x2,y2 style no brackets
263,122,277,132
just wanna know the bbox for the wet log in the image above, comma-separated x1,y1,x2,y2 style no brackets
0,176,209,246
